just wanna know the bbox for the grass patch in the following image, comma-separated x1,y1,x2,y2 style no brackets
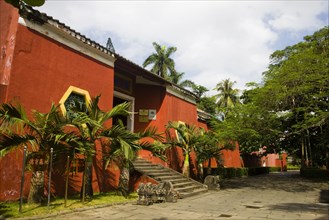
0,192,137,219
287,164,300,170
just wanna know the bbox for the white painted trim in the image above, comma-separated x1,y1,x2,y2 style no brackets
18,17,115,67
166,86,196,105
113,91,135,132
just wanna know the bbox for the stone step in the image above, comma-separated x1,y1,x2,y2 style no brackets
134,164,161,168
147,172,181,177
154,176,187,182
179,188,208,199
138,168,168,173
175,184,202,192
172,181,195,188
158,177,188,183
132,158,208,199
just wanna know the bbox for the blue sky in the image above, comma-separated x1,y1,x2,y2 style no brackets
39,0,328,95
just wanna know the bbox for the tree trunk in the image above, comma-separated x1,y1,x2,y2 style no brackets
28,171,45,203
118,165,130,198
301,136,305,168
182,153,190,178
81,156,93,200
198,162,204,181
304,135,309,167
306,129,312,167
207,158,212,175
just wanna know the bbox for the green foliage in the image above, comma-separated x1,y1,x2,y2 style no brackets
0,102,76,161
197,96,217,116
214,78,240,117
216,167,248,178
215,166,285,179
212,27,329,168
5,0,45,8
300,167,329,180
195,130,223,166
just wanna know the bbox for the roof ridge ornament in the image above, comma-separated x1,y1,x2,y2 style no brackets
106,37,115,53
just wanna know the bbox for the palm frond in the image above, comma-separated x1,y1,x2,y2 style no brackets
0,133,37,157
0,102,28,134
101,102,130,123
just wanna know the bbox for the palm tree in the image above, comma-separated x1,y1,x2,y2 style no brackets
214,79,240,116
67,95,130,199
182,80,209,100
165,121,202,178
143,42,177,79
0,102,76,203
168,70,185,84
104,126,165,197
194,130,223,180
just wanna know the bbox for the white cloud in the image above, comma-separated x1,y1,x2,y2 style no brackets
39,0,328,93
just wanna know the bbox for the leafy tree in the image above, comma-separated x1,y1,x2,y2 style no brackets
5,0,45,8
143,42,177,79
197,96,217,116
181,80,217,116
260,27,329,167
194,130,223,179
213,27,329,168
0,102,76,203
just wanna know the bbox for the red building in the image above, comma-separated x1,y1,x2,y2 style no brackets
0,3,241,201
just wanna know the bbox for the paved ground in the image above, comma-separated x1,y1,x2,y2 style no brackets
33,171,329,219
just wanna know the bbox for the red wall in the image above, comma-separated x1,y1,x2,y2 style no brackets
7,25,114,111
221,143,242,168
0,22,115,201
0,1,19,102
134,85,208,178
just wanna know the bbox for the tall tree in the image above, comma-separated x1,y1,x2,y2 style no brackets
260,26,329,167
214,79,240,116
143,42,177,79
213,27,329,168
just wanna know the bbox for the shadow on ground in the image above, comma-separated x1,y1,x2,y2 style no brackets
221,171,328,194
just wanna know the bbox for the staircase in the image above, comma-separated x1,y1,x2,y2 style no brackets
133,157,208,198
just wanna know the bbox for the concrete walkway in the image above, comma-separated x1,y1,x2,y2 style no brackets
36,171,329,219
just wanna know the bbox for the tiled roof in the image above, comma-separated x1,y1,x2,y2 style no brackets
197,109,214,121
20,5,197,99
20,5,114,57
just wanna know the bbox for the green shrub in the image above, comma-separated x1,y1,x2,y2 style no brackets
300,167,329,180
268,167,282,172
287,165,300,170
211,166,285,179
248,167,270,176
215,167,248,178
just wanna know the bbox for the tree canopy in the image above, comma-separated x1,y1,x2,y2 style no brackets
213,26,329,168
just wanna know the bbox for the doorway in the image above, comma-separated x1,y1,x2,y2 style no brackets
113,91,135,132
